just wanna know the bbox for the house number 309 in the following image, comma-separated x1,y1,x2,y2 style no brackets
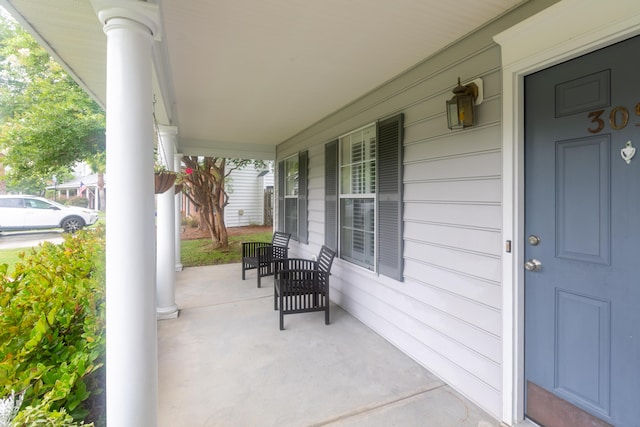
587,103,640,133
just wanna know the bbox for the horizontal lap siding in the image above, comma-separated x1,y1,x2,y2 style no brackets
224,168,264,227
279,50,505,418
275,1,558,419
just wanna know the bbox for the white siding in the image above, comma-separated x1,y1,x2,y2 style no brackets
275,0,557,420
224,167,272,227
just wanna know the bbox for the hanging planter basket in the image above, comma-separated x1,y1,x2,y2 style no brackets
154,171,177,194
174,183,184,193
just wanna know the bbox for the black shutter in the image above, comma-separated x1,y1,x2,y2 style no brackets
377,114,404,281
324,140,338,251
277,160,285,232
298,151,308,244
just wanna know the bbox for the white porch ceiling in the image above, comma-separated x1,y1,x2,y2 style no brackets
0,0,525,159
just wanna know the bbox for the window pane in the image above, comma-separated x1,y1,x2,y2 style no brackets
284,198,298,238
340,124,376,196
340,198,375,269
340,164,351,194
285,157,299,196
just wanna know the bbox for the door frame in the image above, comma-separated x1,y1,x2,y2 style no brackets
494,1,640,424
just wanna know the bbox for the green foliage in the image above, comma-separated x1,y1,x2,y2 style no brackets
180,216,200,228
0,226,105,424
0,13,105,194
65,197,89,208
11,403,84,426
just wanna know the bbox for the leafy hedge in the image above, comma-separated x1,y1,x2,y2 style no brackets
0,226,105,426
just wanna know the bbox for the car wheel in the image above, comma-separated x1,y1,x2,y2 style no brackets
61,217,85,233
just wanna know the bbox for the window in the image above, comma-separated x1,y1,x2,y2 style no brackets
325,114,404,281
0,198,24,208
278,151,308,243
284,156,299,237
339,124,376,268
25,198,55,209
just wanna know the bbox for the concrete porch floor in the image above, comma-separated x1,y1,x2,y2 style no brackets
158,263,502,426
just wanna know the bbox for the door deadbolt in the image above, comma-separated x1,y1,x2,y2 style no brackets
524,259,542,272
527,235,541,246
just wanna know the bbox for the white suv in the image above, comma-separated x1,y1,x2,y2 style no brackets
0,195,99,233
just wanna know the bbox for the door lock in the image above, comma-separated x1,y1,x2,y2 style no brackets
524,259,542,272
527,235,541,246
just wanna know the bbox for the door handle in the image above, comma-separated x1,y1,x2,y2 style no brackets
524,259,542,272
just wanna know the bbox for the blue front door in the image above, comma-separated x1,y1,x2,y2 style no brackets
524,35,640,426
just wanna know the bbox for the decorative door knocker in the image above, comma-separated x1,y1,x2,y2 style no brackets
621,141,636,165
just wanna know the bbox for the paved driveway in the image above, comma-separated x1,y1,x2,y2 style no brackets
0,231,64,250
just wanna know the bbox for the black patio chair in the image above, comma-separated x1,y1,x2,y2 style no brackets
241,231,291,288
274,245,336,330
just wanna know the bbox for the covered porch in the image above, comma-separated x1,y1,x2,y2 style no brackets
158,263,499,426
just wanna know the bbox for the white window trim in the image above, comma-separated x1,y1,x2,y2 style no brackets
283,154,299,237
338,122,377,272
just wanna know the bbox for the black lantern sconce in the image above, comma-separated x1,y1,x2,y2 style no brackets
446,77,483,130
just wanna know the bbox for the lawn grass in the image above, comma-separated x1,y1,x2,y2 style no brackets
0,227,272,272
0,248,27,272
180,230,273,268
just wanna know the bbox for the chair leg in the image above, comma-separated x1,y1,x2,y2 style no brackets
242,264,245,280
279,308,284,330
325,305,330,325
274,286,278,310
257,273,261,288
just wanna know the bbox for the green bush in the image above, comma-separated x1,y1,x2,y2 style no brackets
65,197,89,208
0,226,105,425
181,215,199,228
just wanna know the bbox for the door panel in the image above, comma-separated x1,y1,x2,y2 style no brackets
555,136,610,264
525,35,640,427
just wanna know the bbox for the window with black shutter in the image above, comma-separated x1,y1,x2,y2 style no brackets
324,113,404,280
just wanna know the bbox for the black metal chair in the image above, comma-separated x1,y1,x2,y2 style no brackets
241,231,291,288
274,245,336,330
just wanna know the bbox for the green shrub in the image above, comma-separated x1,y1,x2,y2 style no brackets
11,403,81,426
0,226,105,425
65,197,89,208
181,215,199,228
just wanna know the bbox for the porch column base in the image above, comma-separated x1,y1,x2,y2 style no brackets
157,305,179,320
175,262,183,272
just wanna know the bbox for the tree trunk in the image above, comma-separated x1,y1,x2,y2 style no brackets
212,183,228,247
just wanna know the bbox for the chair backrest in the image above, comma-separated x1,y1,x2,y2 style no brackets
317,245,336,274
272,232,291,247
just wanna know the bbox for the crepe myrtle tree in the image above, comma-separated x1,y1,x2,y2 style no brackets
181,156,267,248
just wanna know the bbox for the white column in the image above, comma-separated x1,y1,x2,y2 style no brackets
157,126,178,319
94,187,99,210
174,152,184,271
93,2,159,425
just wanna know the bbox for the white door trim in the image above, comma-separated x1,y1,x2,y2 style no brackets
494,0,640,424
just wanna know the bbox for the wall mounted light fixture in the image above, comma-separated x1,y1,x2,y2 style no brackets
446,77,483,130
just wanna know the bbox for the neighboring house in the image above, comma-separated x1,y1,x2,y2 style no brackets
5,1,639,426
223,167,273,227
180,166,273,227
47,174,102,210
